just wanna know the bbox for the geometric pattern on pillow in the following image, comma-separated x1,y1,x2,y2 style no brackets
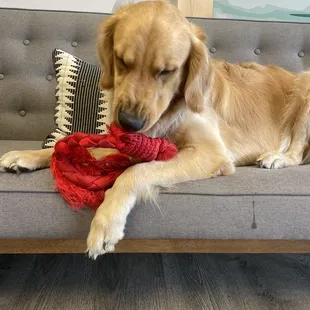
42,49,112,149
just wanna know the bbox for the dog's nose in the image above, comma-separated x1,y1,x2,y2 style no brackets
118,111,145,132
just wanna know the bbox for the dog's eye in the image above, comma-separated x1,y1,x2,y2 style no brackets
159,69,175,76
117,56,127,68
160,69,171,76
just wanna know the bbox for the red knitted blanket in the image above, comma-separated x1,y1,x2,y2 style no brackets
51,123,178,210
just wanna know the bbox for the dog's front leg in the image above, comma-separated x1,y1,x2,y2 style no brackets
86,144,234,259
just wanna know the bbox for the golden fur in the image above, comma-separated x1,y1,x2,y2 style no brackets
1,1,310,258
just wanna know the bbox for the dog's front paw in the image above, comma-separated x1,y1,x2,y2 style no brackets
0,151,36,173
86,214,125,259
256,152,286,169
0,149,51,173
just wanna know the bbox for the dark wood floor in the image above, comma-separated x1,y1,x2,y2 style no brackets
1,253,310,310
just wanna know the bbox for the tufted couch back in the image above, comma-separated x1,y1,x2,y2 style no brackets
0,8,310,141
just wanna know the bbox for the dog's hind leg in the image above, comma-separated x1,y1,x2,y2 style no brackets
257,73,310,169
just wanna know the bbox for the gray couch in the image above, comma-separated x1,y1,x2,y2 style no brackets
1,8,310,254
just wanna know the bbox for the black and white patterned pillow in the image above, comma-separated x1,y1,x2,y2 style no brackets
42,49,112,148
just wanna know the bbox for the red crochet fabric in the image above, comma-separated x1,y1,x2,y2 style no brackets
51,122,178,211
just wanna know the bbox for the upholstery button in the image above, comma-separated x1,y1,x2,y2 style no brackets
254,48,261,55
46,74,53,81
0,74,4,80
19,110,26,117
23,39,30,45
71,41,78,47
298,51,305,58
209,47,216,53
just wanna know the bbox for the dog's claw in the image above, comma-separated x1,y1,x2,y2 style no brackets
257,160,264,168
5,167,17,173
4,165,31,173
102,242,109,252
18,166,31,173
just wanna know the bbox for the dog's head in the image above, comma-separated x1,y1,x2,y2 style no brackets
97,1,210,132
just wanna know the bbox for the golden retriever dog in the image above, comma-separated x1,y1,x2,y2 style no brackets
1,1,310,258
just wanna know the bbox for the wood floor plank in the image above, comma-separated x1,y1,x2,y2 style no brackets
0,255,37,310
2,254,310,310
242,254,310,310
195,254,270,310
113,254,168,310
162,254,210,310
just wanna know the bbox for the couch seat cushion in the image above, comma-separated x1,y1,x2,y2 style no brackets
1,140,310,240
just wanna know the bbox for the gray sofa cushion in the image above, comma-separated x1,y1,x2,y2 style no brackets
1,141,310,240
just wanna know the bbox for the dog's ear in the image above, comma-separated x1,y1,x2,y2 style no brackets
184,37,210,113
97,15,118,89
190,23,207,43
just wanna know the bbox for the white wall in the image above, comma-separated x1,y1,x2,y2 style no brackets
0,0,116,13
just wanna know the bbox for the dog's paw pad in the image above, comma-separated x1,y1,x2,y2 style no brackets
256,153,286,169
